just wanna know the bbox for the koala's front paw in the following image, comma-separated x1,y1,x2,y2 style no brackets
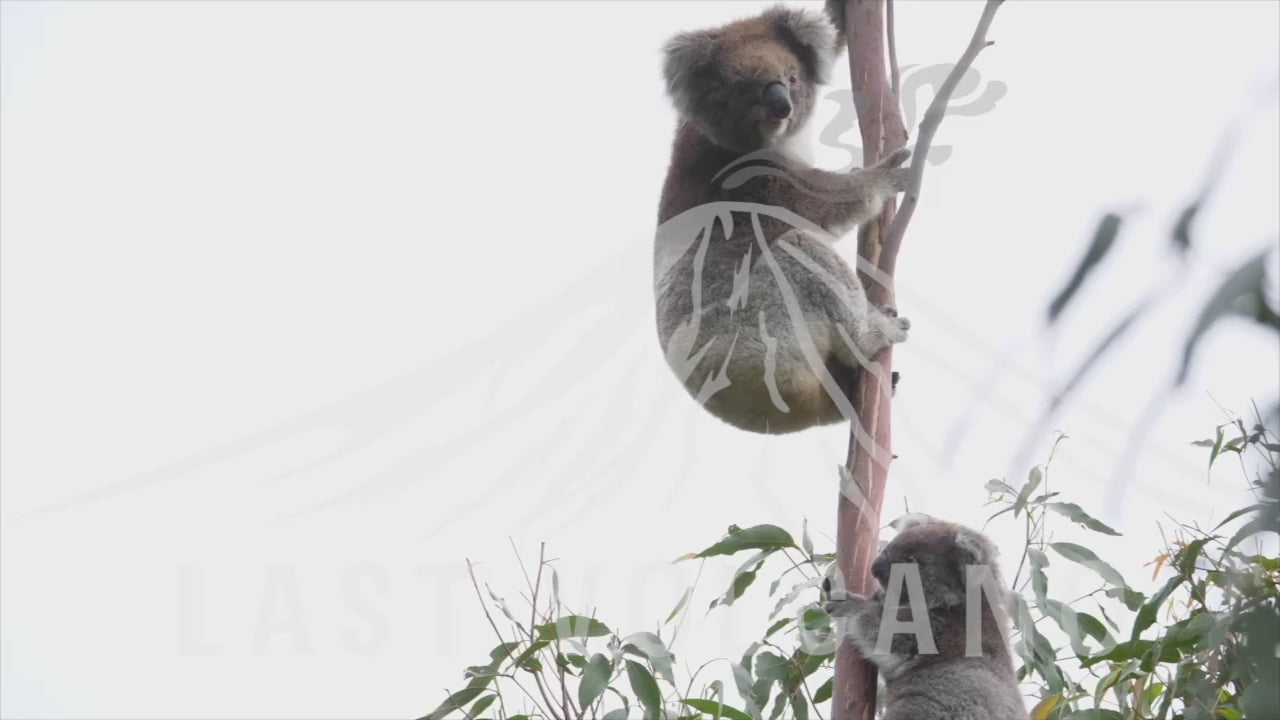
825,592,872,618
877,147,911,169
873,149,912,193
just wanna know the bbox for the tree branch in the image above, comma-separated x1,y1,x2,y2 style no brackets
833,2,1004,719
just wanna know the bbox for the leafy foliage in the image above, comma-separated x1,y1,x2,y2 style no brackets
422,423,1277,719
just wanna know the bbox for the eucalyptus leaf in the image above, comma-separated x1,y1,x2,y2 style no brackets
696,525,797,557
626,659,663,720
579,654,612,709
1046,502,1121,536
1049,542,1127,588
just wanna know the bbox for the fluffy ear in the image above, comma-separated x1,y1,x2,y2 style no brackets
765,5,838,84
662,29,718,116
823,0,849,54
955,528,998,567
889,513,939,532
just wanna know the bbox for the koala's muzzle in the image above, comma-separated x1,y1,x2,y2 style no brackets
762,82,791,120
871,553,889,584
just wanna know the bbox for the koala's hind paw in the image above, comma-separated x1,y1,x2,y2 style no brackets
878,305,911,331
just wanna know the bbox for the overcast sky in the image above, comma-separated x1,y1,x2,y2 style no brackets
2,1,1278,718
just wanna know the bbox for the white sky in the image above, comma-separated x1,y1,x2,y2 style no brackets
1,1,1277,718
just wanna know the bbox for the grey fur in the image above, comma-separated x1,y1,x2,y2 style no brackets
655,5,910,435
825,517,1027,720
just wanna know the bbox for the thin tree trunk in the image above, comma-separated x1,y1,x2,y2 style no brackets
832,1,1005,718
832,2,904,718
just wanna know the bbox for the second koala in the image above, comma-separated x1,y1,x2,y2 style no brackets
654,5,911,435
825,515,1026,720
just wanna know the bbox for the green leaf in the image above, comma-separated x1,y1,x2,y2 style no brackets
1076,612,1112,645
622,632,676,684
790,693,810,720
1014,467,1044,517
488,641,521,666
1178,248,1274,385
1048,211,1124,323
602,711,629,720
1131,574,1185,642
696,525,797,558
730,661,762,720
418,686,487,720
681,699,754,720
1028,548,1050,608
1226,515,1279,551
1213,502,1267,531
1049,542,1128,588
801,518,814,557
579,654,612,709
764,618,792,639
535,616,611,641
754,651,791,684
712,551,768,609
1029,693,1062,720
985,478,1016,496
1168,611,1216,650
1046,502,1121,536
511,640,549,672
768,576,825,620
1079,639,1181,670
812,677,833,704
1209,425,1226,470
1061,710,1126,720
1041,598,1090,657
1104,586,1146,612
664,588,692,625
626,659,663,720
468,694,496,718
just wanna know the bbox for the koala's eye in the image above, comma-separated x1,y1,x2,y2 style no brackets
735,83,753,97
789,73,799,84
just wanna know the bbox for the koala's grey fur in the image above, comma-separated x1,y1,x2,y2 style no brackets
654,5,911,435
825,515,1027,720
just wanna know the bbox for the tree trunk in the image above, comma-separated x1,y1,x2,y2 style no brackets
832,1,905,718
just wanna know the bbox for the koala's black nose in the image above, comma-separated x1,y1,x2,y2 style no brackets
871,554,889,584
762,82,791,120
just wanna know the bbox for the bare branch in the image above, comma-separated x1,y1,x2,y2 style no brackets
883,0,1005,262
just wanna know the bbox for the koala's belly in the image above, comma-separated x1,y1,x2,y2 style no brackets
674,329,854,434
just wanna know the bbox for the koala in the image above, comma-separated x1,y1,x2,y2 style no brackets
824,515,1027,720
654,5,911,435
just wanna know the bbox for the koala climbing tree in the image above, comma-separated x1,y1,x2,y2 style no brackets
827,2,1006,719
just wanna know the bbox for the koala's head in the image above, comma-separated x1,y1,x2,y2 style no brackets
662,5,839,152
872,514,1001,609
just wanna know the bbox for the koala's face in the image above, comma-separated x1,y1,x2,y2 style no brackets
871,519,999,609
662,6,837,152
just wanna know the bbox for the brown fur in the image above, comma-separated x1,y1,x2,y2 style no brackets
653,5,911,435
